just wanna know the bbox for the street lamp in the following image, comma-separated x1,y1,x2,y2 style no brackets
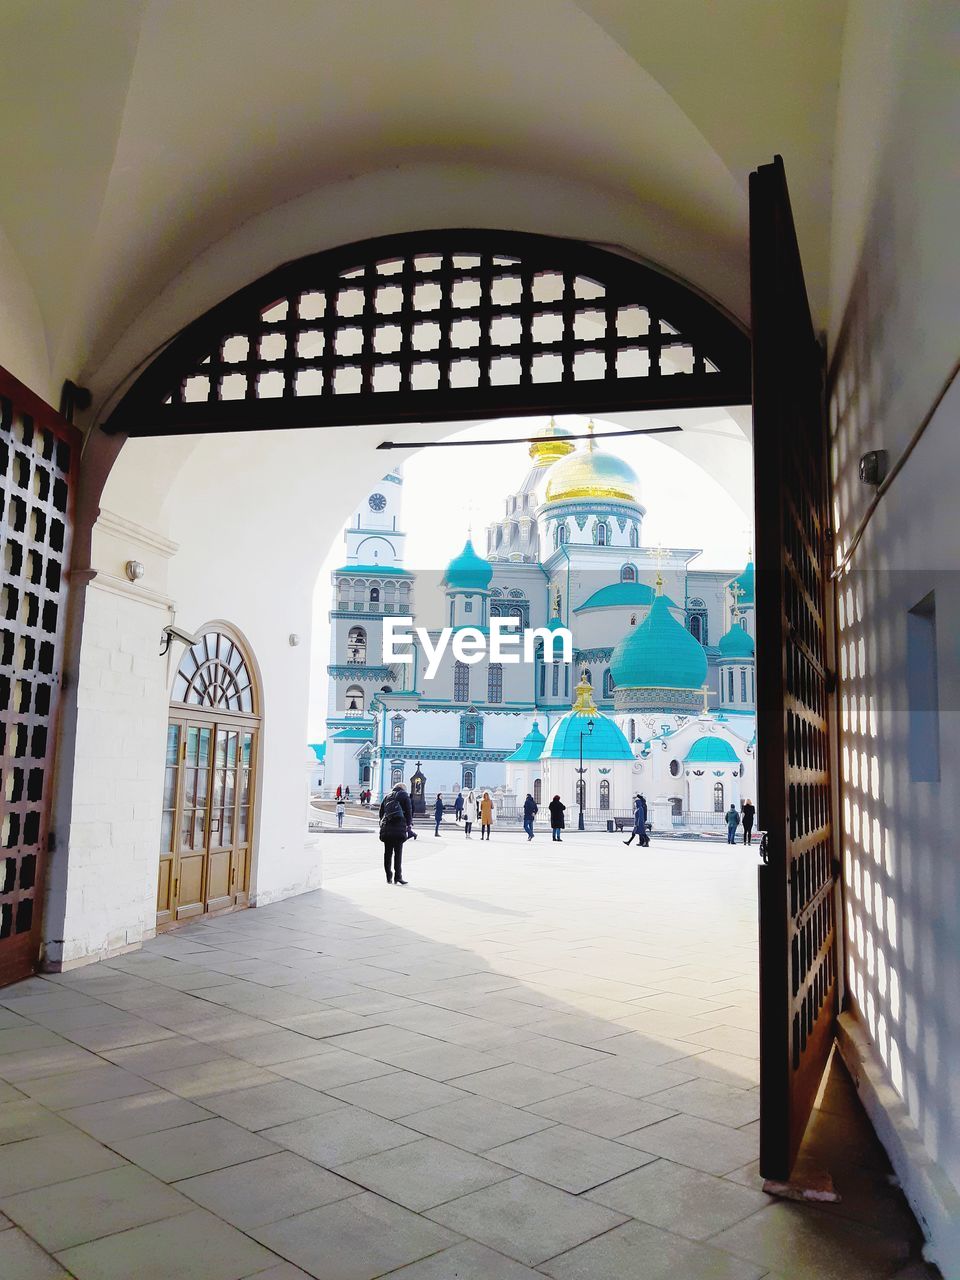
577,718,595,831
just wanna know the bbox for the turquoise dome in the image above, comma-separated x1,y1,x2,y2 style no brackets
505,721,546,763
542,711,633,761
730,559,755,607
718,623,755,659
611,593,708,690
541,674,633,761
444,539,494,591
684,736,741,763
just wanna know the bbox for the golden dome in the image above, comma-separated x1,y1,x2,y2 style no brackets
529,418,576,465
544,424,640,503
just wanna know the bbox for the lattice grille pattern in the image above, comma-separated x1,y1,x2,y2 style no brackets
169,251,720,410
171,632,255,713
0,382,76,980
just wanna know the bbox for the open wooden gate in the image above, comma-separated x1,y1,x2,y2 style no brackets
0,370,80,985
752,157,839,1179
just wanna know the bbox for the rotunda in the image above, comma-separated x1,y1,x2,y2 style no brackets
539,673,635,814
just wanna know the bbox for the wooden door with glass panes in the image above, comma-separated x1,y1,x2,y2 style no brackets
157,630,260,929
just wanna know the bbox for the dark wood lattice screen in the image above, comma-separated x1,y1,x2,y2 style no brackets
0,369,79,985
751,157,838,1178
105,231,750,436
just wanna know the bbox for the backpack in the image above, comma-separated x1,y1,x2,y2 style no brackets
380,791,406,834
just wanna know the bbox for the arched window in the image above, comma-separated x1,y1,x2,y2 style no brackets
596,521,608,546
369,586,380,604
391,765,404,786
670,759,681,776
556,523,568,547
345,684,365,715
391,716,404,745
599,779,610,810
629,525,639,548
487,664,503,703
534,778,542,804
347,626,367,664
576,779,586,807
454,661,469,702
728,669,735,701
714,781,724,812
462,767,476,790
539,662,546,697
740,668,748,701
462,718,478,746
687,599,708,646
172,631,257,713
551,663,560,696
628,718,636,742
620,564,637,582
603,669,614,696
361,764,371,783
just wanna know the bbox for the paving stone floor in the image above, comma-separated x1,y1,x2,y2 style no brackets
0,831,938,1279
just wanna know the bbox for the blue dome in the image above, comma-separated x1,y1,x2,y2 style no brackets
541,675,633,761
444,539,494,591
575,582,677,612
505,721,546,763
729,559,755,607
684,736,742,764
611,593,708,690
542,711,633,761
718,623,755,659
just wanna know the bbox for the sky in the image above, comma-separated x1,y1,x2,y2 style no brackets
308,413,753,738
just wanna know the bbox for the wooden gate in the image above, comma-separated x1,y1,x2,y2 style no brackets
752,157,839,1179
0,370,80,985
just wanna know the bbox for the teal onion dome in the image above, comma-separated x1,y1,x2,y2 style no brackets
684,736,741,764
718,622,755,659
610,592,708,690
729,559,755,607
443,539,494,591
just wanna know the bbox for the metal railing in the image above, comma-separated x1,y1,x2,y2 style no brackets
672,810,726,827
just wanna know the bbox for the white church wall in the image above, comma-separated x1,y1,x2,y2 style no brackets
829,2,960,1267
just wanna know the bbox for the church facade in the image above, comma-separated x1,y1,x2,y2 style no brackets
323,423,756,821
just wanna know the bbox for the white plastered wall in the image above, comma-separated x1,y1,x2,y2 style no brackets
828,1,960,1269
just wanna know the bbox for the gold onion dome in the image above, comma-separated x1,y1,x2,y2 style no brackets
544,423,640,503
529,417,576,465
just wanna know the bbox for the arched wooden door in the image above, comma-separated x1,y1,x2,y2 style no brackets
157,628,261,929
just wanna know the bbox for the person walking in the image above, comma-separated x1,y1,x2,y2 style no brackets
725,804,740,844
335,798,345,828
379,782,412,885
548,795,565,842
522,792,538,840
637,793,649,846
741,798,756,845
454,791,464,822
336,784,342,801
434,792,444,837
623,794,647,846
479,791,494,840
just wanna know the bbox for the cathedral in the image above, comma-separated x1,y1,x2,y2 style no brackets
322,422,757,822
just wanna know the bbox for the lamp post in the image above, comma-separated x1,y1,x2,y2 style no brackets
577,718,594,831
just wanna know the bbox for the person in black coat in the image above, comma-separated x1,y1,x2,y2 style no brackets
548,795,565,842
623,794,648,846
741,799,756,845
379,783,412,884
434,793,444,837
522,793,538,841
454,792,464,822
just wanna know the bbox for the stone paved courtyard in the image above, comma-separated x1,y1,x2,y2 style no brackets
0,831,934,1279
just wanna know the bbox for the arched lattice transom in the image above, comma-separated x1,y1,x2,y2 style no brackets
107,231,749,436
172,631,257,714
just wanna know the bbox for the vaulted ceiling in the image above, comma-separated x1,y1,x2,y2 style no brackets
0,0,846,407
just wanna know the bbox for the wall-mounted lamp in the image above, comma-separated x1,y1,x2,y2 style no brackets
125,560,145,582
